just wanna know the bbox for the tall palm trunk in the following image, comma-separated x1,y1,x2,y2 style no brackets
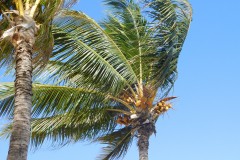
7,15,36,160
138,123,155,160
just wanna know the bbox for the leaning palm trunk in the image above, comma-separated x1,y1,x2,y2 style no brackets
138,123,155,160
7,15,36,160
0,0,79,159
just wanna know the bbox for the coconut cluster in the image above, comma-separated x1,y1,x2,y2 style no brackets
126,97,134,103
154,101,172,114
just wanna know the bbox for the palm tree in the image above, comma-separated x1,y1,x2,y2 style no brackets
0,0,192,159
0,0,77,159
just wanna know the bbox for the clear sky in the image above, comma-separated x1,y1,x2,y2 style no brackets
1,0,240,160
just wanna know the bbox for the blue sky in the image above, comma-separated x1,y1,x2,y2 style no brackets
1,0,240,160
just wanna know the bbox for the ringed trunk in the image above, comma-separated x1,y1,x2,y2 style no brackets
7,16,36,160
137,123,155,160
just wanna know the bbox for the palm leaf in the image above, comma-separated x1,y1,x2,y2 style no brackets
144,0,192,91
30,106,117,149
0,122,11,139
47,10,138,94
0,83,114,118
97,126,134,160
32,0,78,69
103,0,152,84
0,83,14,117
0,107,117,149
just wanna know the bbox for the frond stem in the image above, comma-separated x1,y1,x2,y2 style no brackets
25,0,30,10
30,0,41,17
125,6,143,97
108,96,135,112
126,84,137,100
72,12,139,82
15,0,24,16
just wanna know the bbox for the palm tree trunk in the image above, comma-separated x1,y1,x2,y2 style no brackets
137,123,155,160
7,16,36,160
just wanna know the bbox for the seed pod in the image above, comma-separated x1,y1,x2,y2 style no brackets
126,98,131,103
157,102,162,107
135,100,141,107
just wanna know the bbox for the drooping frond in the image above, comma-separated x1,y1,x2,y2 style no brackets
31,84,111,118
0,39,14,68
0,4,14,68
0,122,11,139
0,83,115,118
97,126,134,160
143,0,192,91
0,82,139,149
32,0,75,68
62,0,79,8
0,83,14,117
0,107,117,149
47,10,138,94
30,106,117,149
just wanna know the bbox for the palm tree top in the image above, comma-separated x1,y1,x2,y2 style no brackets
0,0,78,70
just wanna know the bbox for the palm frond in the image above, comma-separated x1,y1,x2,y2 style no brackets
0,9,14,68
0,122,11,139
102,0,152,84
30,106,117,149
47,10,138,94
0,83,14,117
0,83,114,118
143,0,192,91
97,126,134,160
32,0,65,69
0,106,117,149
62,0,79,8
0,82,132,117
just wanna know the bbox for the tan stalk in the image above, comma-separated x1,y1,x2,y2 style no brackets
134,22,143,98
125,7,143,98
30,0,41,17
14,0,19,10
139,50,143,98
15,0,24,16
127,84,137,100
108,96,135,112
129,7,143,98
25,0,30,10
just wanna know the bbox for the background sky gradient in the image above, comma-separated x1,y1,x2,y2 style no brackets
1,0,240,159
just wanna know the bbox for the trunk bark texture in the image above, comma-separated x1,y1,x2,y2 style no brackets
7,16,36,160
137,123,155,160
